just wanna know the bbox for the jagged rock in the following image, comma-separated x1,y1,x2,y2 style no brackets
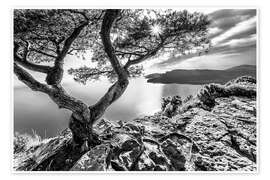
14,76,257,171
71,144,110,171
14,129,73,171
185,96,257,171
161,140,186,170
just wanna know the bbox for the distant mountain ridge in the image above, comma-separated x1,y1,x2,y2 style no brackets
145,65,256,84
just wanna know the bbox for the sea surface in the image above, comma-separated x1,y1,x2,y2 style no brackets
14,78,201,137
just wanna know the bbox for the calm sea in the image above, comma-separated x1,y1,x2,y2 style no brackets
14,78,201,137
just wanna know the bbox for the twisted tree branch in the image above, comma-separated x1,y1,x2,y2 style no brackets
14,63,89,120
100,9,128,80
124,39,165,68
90,9,130,122
14,63,51,92
14,55,51,74
58,21,89,60
45,21,89,85
14,42,52,74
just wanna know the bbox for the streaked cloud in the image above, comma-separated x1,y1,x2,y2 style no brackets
150,9,257,72
208,27,223,36
212,16,256,45
218,34,256,48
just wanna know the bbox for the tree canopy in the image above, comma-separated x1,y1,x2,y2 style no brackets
14,9,211,84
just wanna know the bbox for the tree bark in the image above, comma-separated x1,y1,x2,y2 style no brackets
68,112,100,151
90,79,129,121
14,9,129,152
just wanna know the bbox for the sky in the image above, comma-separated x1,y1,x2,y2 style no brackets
147,9,257,73
14,8,257,87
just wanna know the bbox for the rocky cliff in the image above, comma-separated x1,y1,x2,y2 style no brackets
13,76,257,171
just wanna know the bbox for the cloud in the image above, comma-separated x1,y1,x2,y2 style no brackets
208,9,256,30
148,9,257,72
208,9,255,20
156,47,256,71
152,39,256,71
208,9,256,39
211,16,256,45
218,34,256,48
208,27,223,37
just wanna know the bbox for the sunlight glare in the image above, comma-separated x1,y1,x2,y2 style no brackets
150,24,162,36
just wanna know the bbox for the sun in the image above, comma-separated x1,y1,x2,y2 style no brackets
150,24,162,36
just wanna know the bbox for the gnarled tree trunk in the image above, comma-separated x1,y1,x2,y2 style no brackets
67,9,129,150
68,77,129,150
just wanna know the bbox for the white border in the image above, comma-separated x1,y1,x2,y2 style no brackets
2,0,269,179
11,6,259,175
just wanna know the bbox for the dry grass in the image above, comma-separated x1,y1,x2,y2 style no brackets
14,130,43,154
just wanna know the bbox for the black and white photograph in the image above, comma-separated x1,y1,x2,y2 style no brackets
13,8,257,172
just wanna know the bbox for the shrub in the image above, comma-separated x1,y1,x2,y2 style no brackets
14,131,42,154
14,132,30,153
183,95,193,103
197,76,256,108
226,76,256,86
161,95,182,117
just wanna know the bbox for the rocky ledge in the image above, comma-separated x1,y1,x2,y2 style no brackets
14,76,257,171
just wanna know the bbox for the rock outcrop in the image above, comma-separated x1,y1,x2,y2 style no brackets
14,76,257,171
